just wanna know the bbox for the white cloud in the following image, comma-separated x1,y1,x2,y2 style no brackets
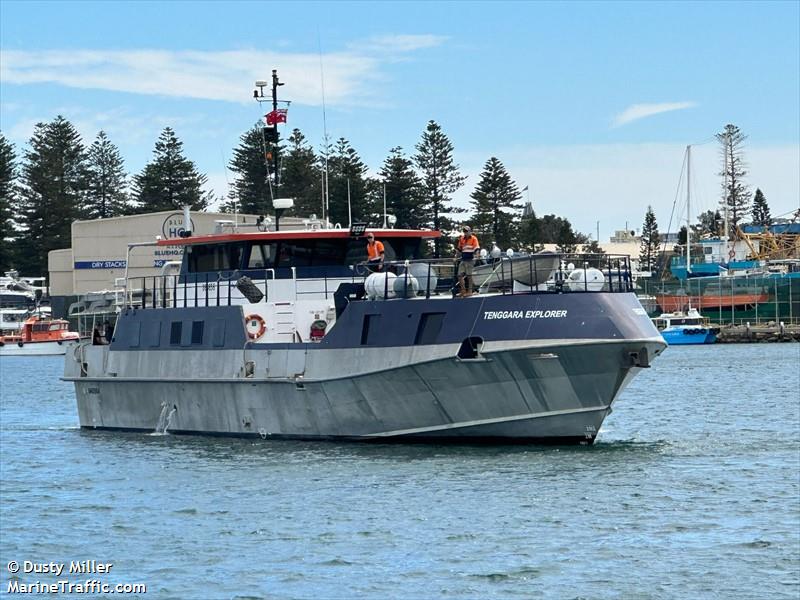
348,34,449,53
0,37,446,107
612,102,696,127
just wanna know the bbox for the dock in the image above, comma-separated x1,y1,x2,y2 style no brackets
715,322,800,343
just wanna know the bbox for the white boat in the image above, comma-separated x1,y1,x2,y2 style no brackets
652,308,718,345
0,308,30,334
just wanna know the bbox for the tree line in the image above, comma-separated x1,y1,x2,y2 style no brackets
0,117,590,274
637,124,776,273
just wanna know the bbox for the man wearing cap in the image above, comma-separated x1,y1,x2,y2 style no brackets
365,232,385,272
457,225,480,297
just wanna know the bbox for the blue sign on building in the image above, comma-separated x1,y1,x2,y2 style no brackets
74,260,127,270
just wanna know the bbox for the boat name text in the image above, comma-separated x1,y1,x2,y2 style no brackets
483,310,568,320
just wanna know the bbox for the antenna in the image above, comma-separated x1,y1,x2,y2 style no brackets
347,178,352,228
253,69,288,206
383,182,388,228
220,148,237,230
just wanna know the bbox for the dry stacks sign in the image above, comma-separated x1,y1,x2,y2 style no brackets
153,213,196,267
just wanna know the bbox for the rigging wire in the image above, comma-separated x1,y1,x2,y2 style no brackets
658,148,688,281
219,148,235,217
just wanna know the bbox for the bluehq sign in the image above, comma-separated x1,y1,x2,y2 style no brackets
162,213,196,239
74,260,127,270
153,212,194,267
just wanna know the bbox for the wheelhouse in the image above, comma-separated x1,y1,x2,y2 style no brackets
162,229,441,283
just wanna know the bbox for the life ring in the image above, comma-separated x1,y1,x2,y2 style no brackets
728,249,736,260
18,341,24,347
245,314,267,340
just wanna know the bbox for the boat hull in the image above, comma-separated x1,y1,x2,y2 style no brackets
0,339,77,356
66,291,665,444
661,328,716,345
656,293,768,312
70,338,661,444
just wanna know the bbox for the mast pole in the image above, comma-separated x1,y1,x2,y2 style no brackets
383,183,388,228
723,132,729,241
686,145,692,276
271,69,282,198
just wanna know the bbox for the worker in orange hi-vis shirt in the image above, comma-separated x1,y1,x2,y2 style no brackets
365,232,385,272
456,225,480,297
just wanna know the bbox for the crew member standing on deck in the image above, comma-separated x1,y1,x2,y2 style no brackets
457,226,480,296
365,232,385,272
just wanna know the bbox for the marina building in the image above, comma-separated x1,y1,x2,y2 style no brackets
47,210,306,318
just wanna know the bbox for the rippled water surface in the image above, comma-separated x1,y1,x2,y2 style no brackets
1,344,799,599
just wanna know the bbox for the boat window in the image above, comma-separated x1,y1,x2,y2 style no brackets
277,241,314,268
169,321,182,345
246,243,276,269
360,314,382,346
415,312,446,345
49,324,60,331
191,321,204,345
33,323,48,332
187,243,244,273
315,240,347,266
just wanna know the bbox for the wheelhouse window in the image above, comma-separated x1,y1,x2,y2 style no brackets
235,236,428,272
277,241,314,268
246,243,277,269
187,243,244,273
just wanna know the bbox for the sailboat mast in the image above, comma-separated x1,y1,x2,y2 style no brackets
686,145,691,275
723,132,729,240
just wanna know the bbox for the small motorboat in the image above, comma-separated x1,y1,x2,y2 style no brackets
472,253,560,289
0,315,80,356
652,308,718,345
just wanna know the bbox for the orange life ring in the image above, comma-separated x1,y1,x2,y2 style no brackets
245,314,267,340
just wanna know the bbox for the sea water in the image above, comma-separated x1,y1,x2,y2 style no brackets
1,344,798,598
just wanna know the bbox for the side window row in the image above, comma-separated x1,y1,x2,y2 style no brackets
128,319,226,348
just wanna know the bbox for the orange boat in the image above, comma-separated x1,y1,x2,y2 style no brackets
656,291,769,313
0,315,80,356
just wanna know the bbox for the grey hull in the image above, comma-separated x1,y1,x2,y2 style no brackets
72,340,658,444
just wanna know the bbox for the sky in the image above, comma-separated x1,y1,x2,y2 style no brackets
1,0,798,242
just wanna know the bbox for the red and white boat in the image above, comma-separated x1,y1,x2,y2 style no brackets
0,315,80,356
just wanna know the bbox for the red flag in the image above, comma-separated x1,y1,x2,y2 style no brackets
265,109,288,126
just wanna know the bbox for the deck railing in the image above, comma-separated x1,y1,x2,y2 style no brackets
122,253,634,310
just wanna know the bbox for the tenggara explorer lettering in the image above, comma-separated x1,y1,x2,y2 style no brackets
482,310,568,320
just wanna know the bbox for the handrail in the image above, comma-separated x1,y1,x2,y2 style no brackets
123,253,635,310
